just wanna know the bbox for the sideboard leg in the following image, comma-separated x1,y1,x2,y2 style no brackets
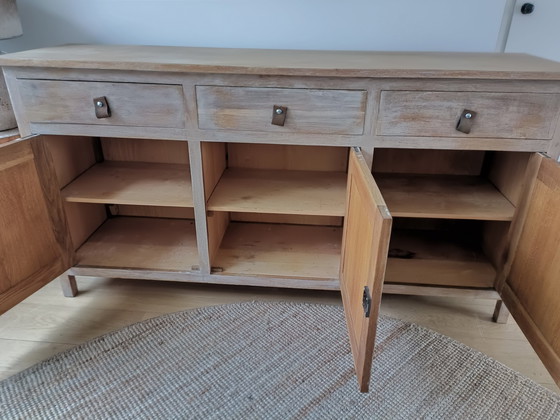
60,275,78,297
492,300,510,324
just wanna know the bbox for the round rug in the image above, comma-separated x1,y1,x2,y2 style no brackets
0,301,559,419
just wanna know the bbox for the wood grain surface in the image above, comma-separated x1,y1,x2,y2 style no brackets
340,148,392,392
2,45,560,80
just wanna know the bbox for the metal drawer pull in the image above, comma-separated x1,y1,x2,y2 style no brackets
93,96,111,119
456,109,477,134
271,105,287,126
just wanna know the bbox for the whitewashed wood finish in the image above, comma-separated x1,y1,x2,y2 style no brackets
17,79,186,128
374,136,551,152
59,267,507,300
196,86,367,135
60,274,78,298
3,46,560,386
377,91,560,140
1,69,32,138
7,68,558,152
188,141,212,274
3,45,560,80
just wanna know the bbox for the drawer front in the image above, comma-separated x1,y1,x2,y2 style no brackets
377,91,560,139
18,80,186,128
196,86,367,135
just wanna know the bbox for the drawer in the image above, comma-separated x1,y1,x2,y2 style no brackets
196,86,367,135
17,80,186,128
376,91,560,139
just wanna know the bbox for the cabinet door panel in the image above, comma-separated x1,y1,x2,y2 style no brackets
0,138,72,314
340,147,392,392
497,153,560,385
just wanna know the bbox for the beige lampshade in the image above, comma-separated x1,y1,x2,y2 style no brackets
0,0,23,40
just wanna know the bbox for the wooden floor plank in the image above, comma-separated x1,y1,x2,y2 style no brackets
0,278,557,394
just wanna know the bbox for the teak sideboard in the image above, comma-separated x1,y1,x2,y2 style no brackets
1,45,560,391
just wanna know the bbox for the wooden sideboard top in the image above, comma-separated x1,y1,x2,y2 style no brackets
2,44,560,80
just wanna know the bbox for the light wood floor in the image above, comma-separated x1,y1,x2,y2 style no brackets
0,277,558,394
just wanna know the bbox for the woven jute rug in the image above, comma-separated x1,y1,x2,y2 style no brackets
1,301,559,419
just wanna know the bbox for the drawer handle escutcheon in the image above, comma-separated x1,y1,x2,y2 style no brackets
271,105,287,126
362,286,372,318
456,109,477,134
94,96,111,119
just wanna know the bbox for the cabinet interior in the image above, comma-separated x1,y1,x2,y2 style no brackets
203,143,348,279
46,136,198,271
374,148,531,289
44,136,533,287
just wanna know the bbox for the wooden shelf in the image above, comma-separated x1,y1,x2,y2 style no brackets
375,174,515,221
61,161,193,207
214,222,342,279
207,168,347,216
76,217,198,271
384,229,496,288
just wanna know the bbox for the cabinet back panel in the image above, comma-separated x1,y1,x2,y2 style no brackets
227,143,348,172
110,205,195,219
101,138,190,164
230,212,343,227
373,149,485,176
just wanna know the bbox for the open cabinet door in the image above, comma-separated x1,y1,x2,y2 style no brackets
497,153,560,386
340,147,392,392
0,137,73,314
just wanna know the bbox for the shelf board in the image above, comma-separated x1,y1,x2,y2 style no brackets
207,168,347,216
384,229,496,288
76,217,198,271
375,174,515,221
214,222,342,279
61,161,192,207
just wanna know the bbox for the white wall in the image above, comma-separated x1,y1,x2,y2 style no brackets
1,0,508,53
506,0,560,62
